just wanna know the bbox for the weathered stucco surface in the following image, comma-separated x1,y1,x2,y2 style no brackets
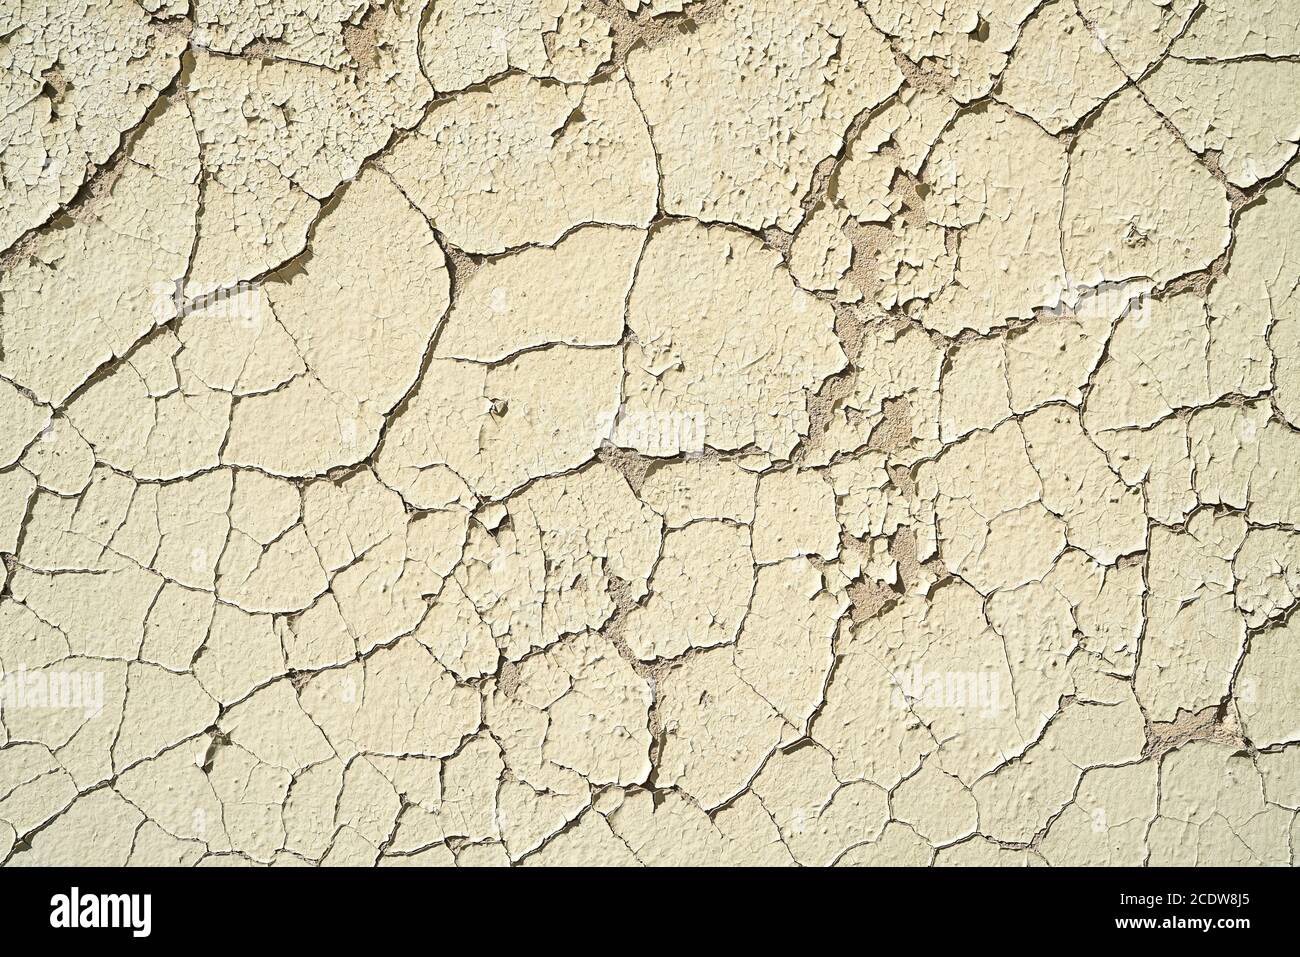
1,0,1298,867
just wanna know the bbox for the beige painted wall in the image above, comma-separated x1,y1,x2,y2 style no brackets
1,0,1298,866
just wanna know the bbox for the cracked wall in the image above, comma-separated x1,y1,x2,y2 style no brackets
1,0,1299,867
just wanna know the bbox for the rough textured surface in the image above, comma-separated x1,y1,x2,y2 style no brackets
2,0,1298,868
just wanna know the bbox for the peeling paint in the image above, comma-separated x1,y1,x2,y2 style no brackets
2,0,1298,868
